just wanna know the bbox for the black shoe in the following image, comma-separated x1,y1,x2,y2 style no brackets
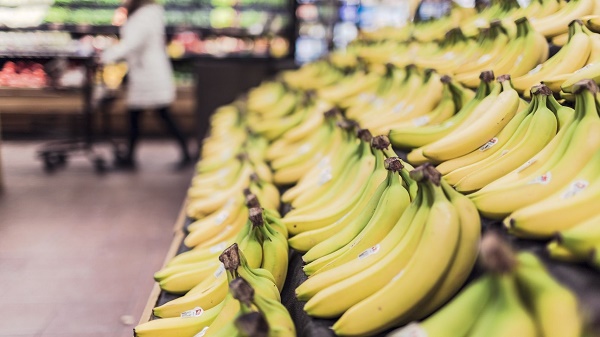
172,157,193,171
114,155,136,170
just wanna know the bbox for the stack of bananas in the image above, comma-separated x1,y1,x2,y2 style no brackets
387,233,584,337
136,244,294,337
294,163,480,336
435,83,562,193
469,79,600,219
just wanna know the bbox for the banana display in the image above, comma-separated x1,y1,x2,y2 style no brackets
387,233,584,337
133,0,600,335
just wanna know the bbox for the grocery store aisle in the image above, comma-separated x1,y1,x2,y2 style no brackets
0,141,194,337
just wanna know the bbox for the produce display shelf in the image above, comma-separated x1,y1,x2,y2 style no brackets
47,2,289,12
0,24,289,38
139,151,600,336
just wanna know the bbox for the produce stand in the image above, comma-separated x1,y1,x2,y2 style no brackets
139,148,600,336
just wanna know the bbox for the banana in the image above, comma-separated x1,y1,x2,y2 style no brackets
302,158,411,276
506,148,600,238
515,252,583,337
453,85,559,192
436,96,532,177
135,301,224,337
295,179,428,302
249,208,289,292
556,213,600,257
406,179,481,319
153,267,228,318
330,166,460,336
300,155,395,263
422,75,520,162
390,71,495,150
531,0,595,37
512,20,592,94
386,276,493,337
287,146,388,252
282,139,378,235
547,240,587,262
185,203,249,248
474,274,537,337
470,80,600,219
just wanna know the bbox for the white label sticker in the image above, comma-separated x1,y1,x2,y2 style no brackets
513,54,523,67
500,149,509,157
393,102,406,113
528,64,543,75
478,54,492,64
194,327,209,337
516,158,537,172
298,144,311,155
479,137,499,151
318,168,333,185
373,98,385,108
389,323,428,337
443,52,455,60
561,180,589,199
358,244,381,259
213,263,225,278
214,211,229,226
317,157,331,169
181,307,204,318
412,116,431,127
528,171,552,185
209,242,228,254
575,63,595,73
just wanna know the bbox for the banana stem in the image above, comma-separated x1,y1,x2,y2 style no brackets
479,232,517,274
235,312,269,337
220,243,241,272
230,277,255,307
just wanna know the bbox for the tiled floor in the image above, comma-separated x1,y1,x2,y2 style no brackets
0,140,194,337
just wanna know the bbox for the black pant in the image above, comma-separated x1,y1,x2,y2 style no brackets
126,106,190,162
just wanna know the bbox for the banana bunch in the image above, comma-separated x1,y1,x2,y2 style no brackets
281,60,344,91
408,73,522,165
504,147,600,238
187,149,280,220
387,233,583,337
439,84,561,193
550,25,600,92
296,164,479,337
531,0,598,37
547,213,600,268
135,242,290,337
512,20,593,96
207,277,295,337
389,72,495,149
455,18,548,88
470,79,600,219
282,131,399,252
300,154,414,276
349,68,451,136
154,201,288,295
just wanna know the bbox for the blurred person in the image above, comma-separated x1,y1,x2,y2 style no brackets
101,0,192,169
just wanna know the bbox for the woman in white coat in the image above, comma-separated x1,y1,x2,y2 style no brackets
101,0,191,169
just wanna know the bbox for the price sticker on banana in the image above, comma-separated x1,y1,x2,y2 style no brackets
181,307,204,318
561,180,589,199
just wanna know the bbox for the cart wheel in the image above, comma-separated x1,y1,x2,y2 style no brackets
56,153,68,167
94,157,107,174
42,154,57,173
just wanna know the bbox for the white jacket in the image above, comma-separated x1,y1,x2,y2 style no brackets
101,4,175,109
